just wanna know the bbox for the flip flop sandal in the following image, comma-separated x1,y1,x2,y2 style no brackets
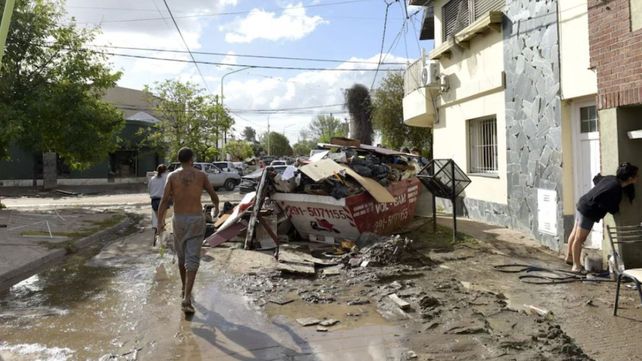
181,300,195,314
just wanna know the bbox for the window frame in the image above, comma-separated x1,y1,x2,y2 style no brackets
467,115,499,176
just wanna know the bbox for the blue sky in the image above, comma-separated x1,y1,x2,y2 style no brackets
65,0,434,142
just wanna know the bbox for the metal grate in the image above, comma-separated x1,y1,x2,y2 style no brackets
443,0,469,41
473,0,504,19
442,0,505,41
468,117,498,174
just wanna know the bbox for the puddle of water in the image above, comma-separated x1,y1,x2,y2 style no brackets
0,342,74,361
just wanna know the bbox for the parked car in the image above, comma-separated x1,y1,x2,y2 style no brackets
239,165,287,194
167,162,241,191
270,160,287,167
212,161,240,174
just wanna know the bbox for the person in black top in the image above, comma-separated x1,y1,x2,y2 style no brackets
565,163,639,272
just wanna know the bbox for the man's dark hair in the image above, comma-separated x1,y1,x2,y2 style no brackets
178,147,194,163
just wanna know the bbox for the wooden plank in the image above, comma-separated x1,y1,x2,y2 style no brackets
388,294,411,310
244,169,269,249
205,221,247,248
277,262,316,275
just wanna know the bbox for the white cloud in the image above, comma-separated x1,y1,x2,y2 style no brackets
221,3,328,43
222,54,409,143
221,51,238,67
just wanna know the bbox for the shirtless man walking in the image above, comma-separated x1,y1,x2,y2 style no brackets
158,147,219,314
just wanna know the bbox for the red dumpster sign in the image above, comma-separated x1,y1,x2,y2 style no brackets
272,178,421,242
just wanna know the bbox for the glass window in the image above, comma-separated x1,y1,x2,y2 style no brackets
580,106,597,133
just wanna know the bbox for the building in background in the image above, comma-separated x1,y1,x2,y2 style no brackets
0,86,164,187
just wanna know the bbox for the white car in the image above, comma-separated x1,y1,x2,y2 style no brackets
270,160,287,167
167,162,241,191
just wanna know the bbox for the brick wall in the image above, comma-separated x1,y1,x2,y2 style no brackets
588,0,642,109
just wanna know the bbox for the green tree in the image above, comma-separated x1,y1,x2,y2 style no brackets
223,140,253,161
308,114,348,143
0,0,124,168
345,84,373,145
144,80,224,162
260,132,292,156
292,140,316,156
242,126,256,142
372,72,431,153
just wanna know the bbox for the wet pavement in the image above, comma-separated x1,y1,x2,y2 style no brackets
0,211,407,361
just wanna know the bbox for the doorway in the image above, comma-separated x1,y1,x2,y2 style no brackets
572,100,602,249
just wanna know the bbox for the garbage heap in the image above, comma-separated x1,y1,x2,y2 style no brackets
205,138,425,251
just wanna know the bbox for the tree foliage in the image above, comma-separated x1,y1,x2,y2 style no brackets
0,0,124,168
372,72,432,153
308,114,348,143
223,140,253,161
242,126,256,142
143,80,233,162
292,139,316,156
345,84,373,145
260,132,292,156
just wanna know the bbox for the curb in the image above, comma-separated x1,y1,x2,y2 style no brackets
0,216,135,291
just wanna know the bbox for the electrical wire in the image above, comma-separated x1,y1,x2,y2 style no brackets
75,0,375,24
84,44,407,65
370,0,395,90
162,0,209,92
69,48,405,72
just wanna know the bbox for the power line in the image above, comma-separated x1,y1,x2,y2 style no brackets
371,0,395,90
162,0,209,92
84,44,407,65
62,47,404,72
76,0,375,24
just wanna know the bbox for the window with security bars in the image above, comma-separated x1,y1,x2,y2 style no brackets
442,0,505,41
468,117,498,174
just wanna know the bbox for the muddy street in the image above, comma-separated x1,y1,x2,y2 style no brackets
0,212,406,361
1,213,642,360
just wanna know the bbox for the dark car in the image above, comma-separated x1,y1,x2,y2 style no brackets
239,166,287,194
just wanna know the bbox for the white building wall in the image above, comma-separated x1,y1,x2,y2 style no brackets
559,0,597,99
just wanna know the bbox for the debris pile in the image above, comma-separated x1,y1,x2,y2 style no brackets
204,138,425,252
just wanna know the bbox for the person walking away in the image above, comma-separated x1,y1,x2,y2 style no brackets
149,164,168,244
566,162,639,272
157,148,219,314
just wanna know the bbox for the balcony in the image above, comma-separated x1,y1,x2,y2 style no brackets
402,57,436,128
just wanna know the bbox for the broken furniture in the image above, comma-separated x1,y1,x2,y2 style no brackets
416,159,471,241
606,224,642,316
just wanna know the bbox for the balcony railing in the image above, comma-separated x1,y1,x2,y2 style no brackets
404,57,424,96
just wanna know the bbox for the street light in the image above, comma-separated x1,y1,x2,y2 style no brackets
220,66,251,109
218,66,251,160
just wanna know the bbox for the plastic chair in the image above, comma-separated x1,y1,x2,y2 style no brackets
606,224,642,316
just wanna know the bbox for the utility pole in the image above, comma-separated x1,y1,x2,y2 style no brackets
0,0,16,70
267,115,271,156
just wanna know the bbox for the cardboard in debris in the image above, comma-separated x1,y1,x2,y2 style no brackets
299,159,394,203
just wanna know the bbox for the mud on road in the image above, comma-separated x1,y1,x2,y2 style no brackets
1,214,641,360
220,224,594,361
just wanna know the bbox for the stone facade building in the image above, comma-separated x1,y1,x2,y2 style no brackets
404,0,603,254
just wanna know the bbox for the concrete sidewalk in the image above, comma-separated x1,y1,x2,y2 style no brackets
0,209,133,291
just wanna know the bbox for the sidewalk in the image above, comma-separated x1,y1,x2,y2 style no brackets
436,216,642,361
0,209,133,291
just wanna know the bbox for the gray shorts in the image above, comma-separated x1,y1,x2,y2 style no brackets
172,214,205,271
575,211,595,231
